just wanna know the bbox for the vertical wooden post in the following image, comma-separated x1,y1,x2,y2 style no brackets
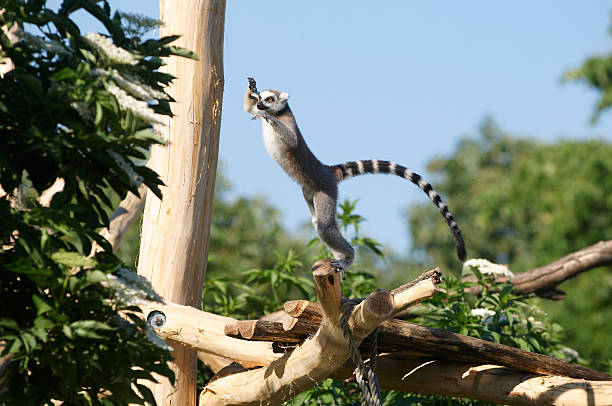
137,1,226,405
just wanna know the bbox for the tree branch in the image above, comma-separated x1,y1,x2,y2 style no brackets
464,240,612,299
512,240,612,297
137,301,280,370
90,183,146,256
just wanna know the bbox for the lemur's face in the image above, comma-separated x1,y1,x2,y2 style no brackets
257,89,290,113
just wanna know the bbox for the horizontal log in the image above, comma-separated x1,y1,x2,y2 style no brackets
331,356,612,406
224,320,307,343
280,313,319,335
377,319,609,381
137,301,281,369
236,301,609,381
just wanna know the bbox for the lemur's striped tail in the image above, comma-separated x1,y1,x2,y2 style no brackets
329,159,466,261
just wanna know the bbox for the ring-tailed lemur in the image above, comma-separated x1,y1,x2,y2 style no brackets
244,78,466,272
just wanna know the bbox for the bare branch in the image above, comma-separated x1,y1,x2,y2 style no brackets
90,183,146,256
464,240,612,299
512,240,612,297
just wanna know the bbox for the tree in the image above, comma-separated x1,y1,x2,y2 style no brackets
0,1,194,403
563,12,612,123
406,117,612,368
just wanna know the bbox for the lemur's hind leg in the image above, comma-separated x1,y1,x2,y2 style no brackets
302,188,317,229
312,189,354,272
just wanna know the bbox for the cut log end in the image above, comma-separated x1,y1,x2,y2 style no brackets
365,289,394,319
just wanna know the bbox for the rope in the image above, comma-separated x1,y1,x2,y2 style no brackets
340,298,382,406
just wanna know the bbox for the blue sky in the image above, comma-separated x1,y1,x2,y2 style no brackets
58,2,612,255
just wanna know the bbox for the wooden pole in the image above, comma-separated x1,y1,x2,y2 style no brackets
137,1,226,404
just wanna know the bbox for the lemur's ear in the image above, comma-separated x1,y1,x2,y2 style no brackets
279,92,290,101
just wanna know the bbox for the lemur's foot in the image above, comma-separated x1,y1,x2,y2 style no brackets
330,259,350,280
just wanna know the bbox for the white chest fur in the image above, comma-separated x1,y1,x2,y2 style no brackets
261,120,284,161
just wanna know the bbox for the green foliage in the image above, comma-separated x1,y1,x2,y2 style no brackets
201,196,385,320
418,262,566,358
207,169,302,280
0,1,195,404
406,118,612,369
563,13,612,123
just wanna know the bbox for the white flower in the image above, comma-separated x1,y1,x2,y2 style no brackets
111,314,138,336
70,101,93,121
83,32,138,65
559,347,579,362
111,70,168,101
523,316,544,330
106,82,165,125
107,149,143,188
91,68,168,101
463,258,514,278
107,267,163,307
20,31,69,55
471,308,496,320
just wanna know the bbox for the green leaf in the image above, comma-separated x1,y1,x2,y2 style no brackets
32,294,53,315
62,325,73,339
167,46,198,60
31,317,54,341
51,251,98,268
21,332,37,352
82,270,107,288
70,320,115,339
6,337,22,354
51,67,75,81
95,101,104,125
135,383,156,405
0,318,20,331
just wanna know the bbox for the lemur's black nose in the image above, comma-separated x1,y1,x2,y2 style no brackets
256,101,267,110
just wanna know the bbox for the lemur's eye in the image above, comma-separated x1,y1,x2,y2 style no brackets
265,96,274,103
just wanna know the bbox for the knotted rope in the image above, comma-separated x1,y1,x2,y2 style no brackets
340,298,382,406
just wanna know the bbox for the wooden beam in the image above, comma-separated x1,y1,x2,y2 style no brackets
331,356,612,406
138,301,280,370
136,1,226,404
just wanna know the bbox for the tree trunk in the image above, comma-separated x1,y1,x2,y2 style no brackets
136,1,226,404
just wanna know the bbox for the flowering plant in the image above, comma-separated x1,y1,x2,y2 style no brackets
0,1,195,404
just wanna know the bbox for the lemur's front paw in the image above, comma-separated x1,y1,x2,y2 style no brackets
247,77,258,93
